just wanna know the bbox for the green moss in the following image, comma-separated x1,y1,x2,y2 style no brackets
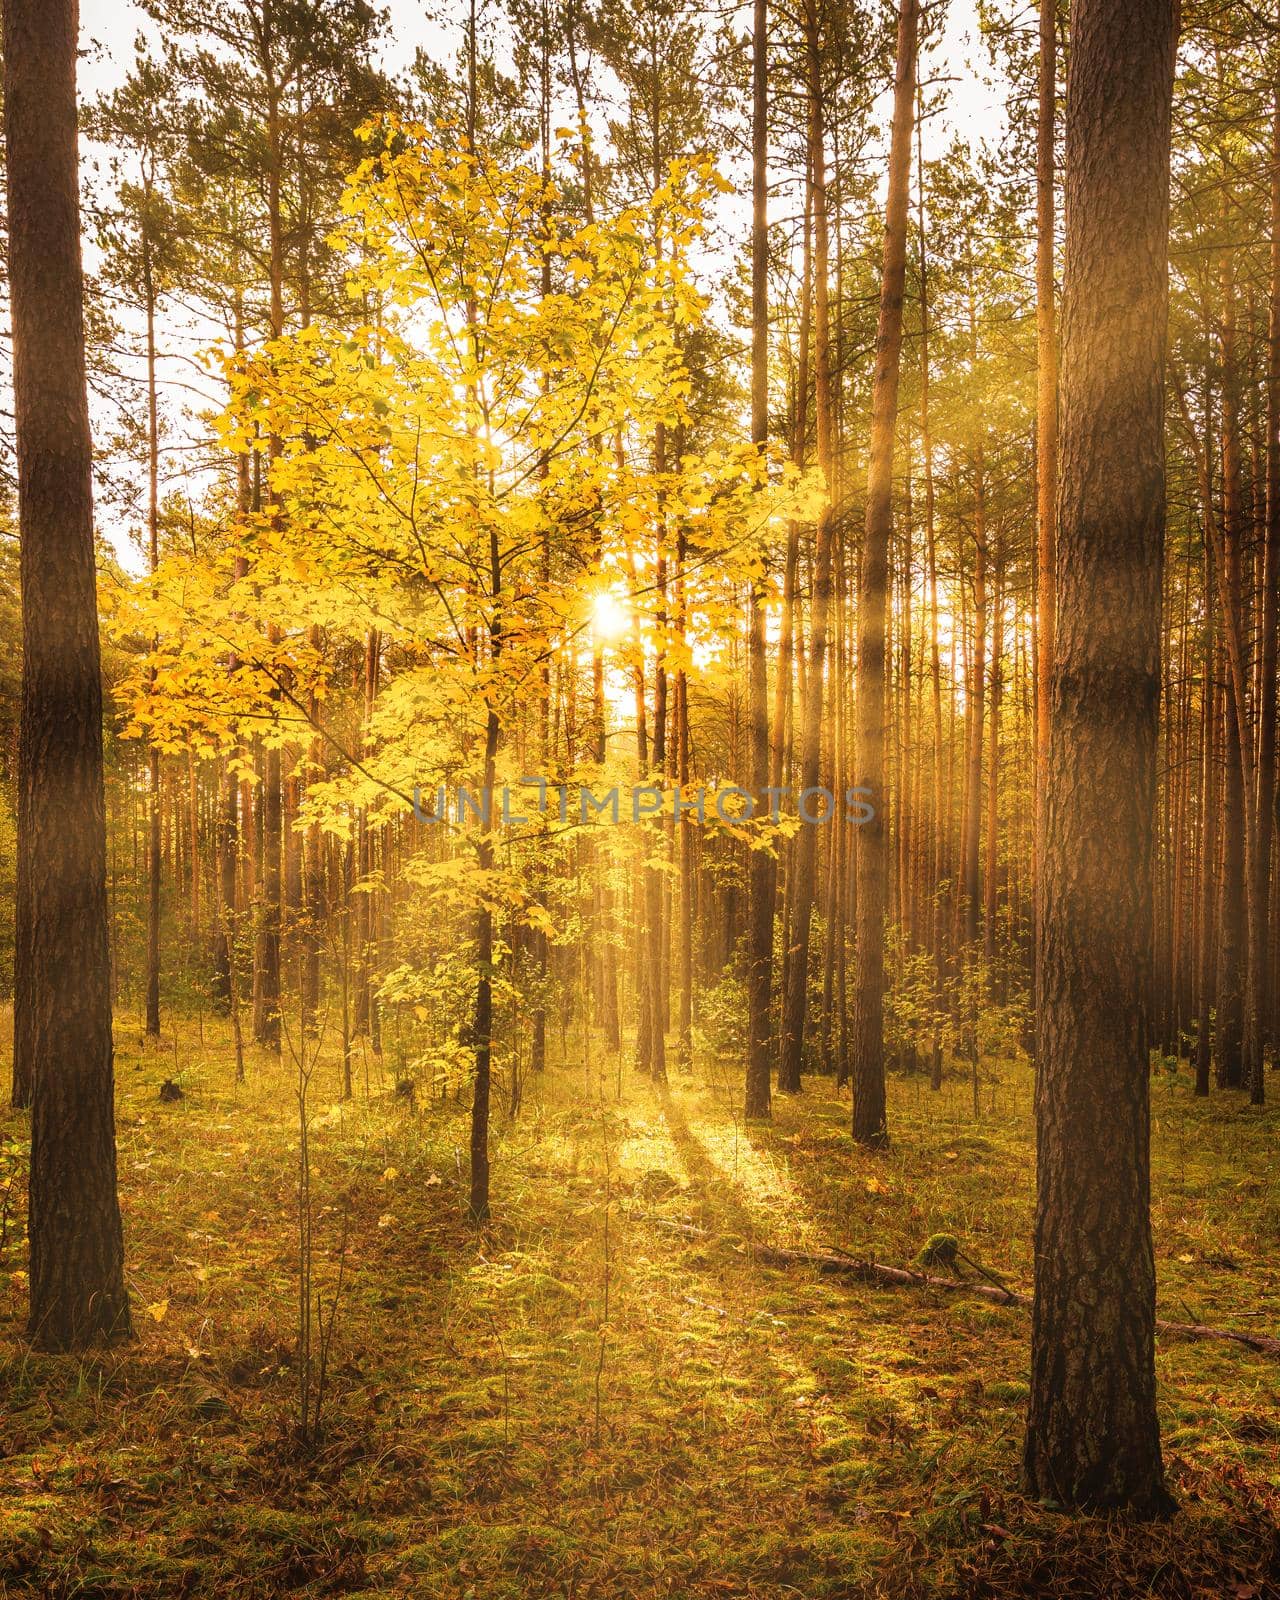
985,1379,1029,1403
915,1232,960,1268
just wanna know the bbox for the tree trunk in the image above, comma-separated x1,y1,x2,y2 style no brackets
779,4,838,1094
1033,0,1058,1044
916,92,947,1088
144,234,162,1039
962,266,987,952
850,0,920,1146
1218,682,1246,1086
745,0,772,1119
984,539,1004,977
254,78,286,1054
7,0,130,1348
1196,540,1218,1096
1248,86,1280,1105
1025,0,1177,1513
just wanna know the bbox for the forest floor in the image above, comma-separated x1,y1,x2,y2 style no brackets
1,1025,1279,1599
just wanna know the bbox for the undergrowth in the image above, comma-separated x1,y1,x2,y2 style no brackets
0,1022,1277,1598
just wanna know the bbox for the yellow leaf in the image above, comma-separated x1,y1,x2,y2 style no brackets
146,1299,169,1323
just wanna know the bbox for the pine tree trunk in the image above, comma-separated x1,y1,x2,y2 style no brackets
779,6,837,1094
144,238,162,1039
850,0,920,1147
962,268,988,952
1025,0,1177,1513
1033,0,1058,1044
1218,684,1246,1086
7,0,130,1348
915,99,947,1088
744,0,773,1118
254,80,286,1054
1247,87,1280,1105
1196,541,1217,1096
984,541,1004,977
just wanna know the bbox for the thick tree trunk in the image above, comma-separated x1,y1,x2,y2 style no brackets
850,0,919,1147
1025,0,1177,1514
7,0,130,1348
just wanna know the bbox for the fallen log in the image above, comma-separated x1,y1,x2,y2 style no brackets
649,1217,1280,1360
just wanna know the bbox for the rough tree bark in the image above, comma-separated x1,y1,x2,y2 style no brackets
1025,0,1177,1513
7,0,131,1348
850,0,919,1147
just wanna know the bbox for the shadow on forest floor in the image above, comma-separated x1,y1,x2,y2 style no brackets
0,1021,1278,1598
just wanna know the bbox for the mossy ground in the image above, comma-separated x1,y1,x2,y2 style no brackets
1,1025,1278,1597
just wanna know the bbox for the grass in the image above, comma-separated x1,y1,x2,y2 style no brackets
1,1022,1279,1597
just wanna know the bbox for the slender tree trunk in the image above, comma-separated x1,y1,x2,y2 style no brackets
1033,0,1058,1041
984,540,1004,976
1218,684,1246,1086
254,79,286,1054
850,0,920,1146
7,0,130,1347
745,0,772,1118
779,4,839,1093
1025,0,1177,1513
144,234,162,1039
962,266,988,952
1215,243,1252,1089
1247,86,1280,1104
916,94,946,1088
354,629,380,1039
1196,541,1217,1096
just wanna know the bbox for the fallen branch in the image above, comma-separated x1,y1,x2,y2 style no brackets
649,1217,1280,1360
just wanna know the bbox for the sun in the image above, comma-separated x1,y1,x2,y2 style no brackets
590,588,630,643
